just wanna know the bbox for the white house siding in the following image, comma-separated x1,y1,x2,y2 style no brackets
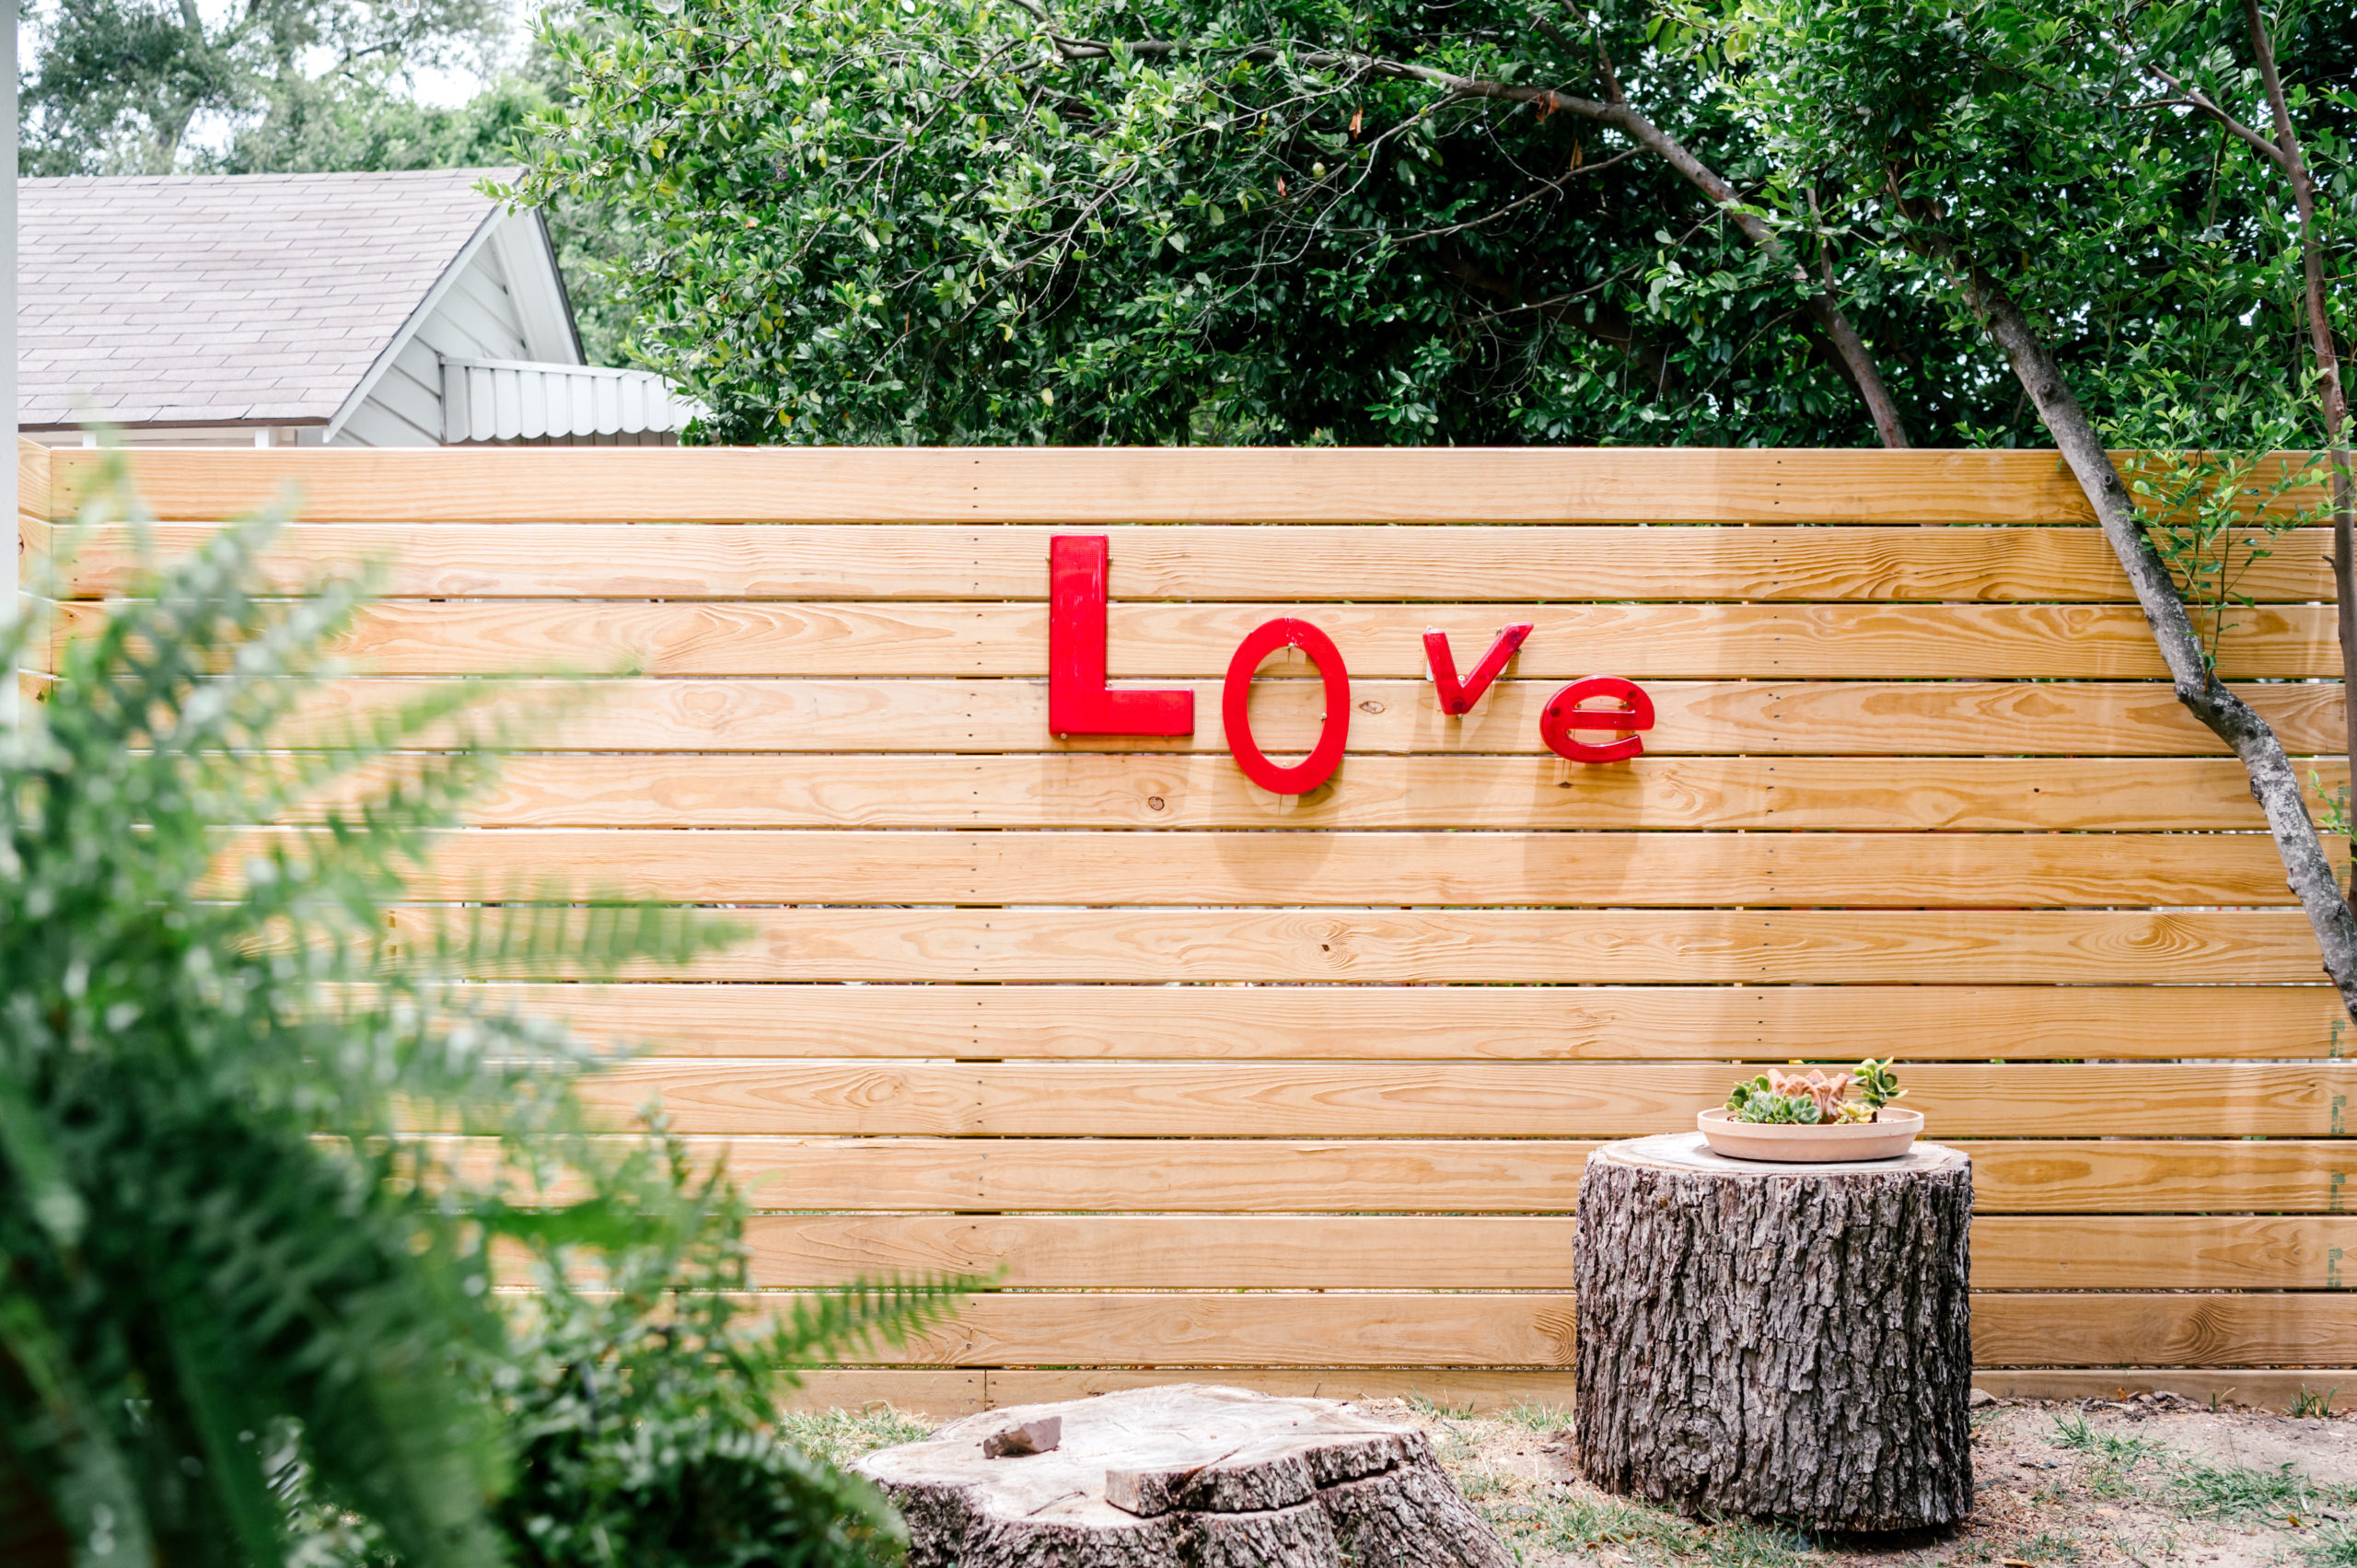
333,234,540,448
442,358,696,446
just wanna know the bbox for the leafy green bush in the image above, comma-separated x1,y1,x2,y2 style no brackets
488,1142,937,1568
0,456,962,1568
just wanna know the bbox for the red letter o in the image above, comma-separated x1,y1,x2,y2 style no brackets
1223,619,1351,794
1541,677,1655,762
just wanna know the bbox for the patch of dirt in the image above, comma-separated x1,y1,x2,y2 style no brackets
1355,1396,2357,1568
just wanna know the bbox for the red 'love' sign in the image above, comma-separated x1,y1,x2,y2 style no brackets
1046,535,1653,794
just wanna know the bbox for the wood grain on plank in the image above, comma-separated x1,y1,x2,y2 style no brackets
777,1369,1586,1418
274,677,2351,758
66,599,2337,679
1973,1294,2357,1369
784,1371,988,1417
1971,1216,2357,1291
740,1214,2356,1291
687,1136,2356,1214
579,1061,2357,1138
740,1290,2357,1368
784,1367,2351,1415
64,446,2106,525
19,438,51,522
746,1214,1583,1289
383,906,2329,983
499,981,2343,1061
741,1290,1584,1368
60,521,2340,603
323,828,2303,909
360,754,2349,831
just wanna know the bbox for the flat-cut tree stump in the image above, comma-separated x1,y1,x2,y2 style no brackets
1574,1132,1973,1531
855,1384,1515,1568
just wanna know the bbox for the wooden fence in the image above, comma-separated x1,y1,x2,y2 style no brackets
28,442,2357,1413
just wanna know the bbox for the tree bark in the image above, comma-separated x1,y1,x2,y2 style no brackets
1970,273,2357,1016
1574,1134,1973,1531
859,1384,1515,1568
2242,0,2357,892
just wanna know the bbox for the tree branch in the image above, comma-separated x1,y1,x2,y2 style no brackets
1972,271,2357,1017
1441,250,1671,391
1017,16,1913,446
2139,61,2291,170
2241,0,2357,897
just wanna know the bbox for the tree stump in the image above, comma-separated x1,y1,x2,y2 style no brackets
1573,1132,1973,1531
855,1383,1515,1568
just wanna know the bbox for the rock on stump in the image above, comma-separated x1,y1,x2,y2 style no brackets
855,1384,1514,1568
1574,1132,1973,1531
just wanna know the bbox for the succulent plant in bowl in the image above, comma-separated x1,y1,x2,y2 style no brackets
1724,1060,1907,1124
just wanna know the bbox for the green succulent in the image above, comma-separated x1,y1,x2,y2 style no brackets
1852,1059,1908,1112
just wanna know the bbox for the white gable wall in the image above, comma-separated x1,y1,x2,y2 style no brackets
333,216,550,447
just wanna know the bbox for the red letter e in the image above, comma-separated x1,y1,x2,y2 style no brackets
1541,677,1655,762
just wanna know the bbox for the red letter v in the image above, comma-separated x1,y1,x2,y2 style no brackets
1049,536,1196,736
1423,624,1533,715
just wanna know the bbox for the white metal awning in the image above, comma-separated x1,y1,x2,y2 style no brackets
441,356,700,443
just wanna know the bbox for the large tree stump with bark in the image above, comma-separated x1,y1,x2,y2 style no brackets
1574,1132,1973,1531
855,1384,1515,1568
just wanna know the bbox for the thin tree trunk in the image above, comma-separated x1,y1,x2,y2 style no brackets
1974,275,2357,1016
2243,0,2357,892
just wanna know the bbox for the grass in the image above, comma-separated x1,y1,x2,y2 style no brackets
774,1403,935,1469
1480,1493,1812,1568
2310,1525,2357,1566
2298,1387,2345,1418
2167,1459,2350,1522
1501,1401,1576,1434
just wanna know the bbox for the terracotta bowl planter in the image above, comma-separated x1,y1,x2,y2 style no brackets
1696,1105,1923,1163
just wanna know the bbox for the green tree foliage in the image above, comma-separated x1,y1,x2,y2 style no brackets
1678,0,2354,452
504,0,2350,447
0,459,956,1566
19,0,505,175
505,0,1961,445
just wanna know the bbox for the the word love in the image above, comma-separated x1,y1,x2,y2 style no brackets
1047,536,1655,796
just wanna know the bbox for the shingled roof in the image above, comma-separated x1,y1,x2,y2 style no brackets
20,169,522,428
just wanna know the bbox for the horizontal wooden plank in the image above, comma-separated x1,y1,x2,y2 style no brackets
499,982,2346,1061
782,1366,2357,1416
1972,1217,2357,1291
1969,1369,2357,1411
71,599,2336,678
68,447,2107,525
392,907,2330,982
742,1214,2357,1290
755,1290,1582,1367
368,754,2351,831
749,1215,1582,1289
57,521,2339,602
319,828,2303,909
745,1291,2357,1367
20,438,50,523
1963,1140,2357,1215
583,1062,2357,1137
689,1136,2357,1214
1973,1293,2357,1369
784,1370,988,1417
779,1368,1583,1417
276,678,2352,757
